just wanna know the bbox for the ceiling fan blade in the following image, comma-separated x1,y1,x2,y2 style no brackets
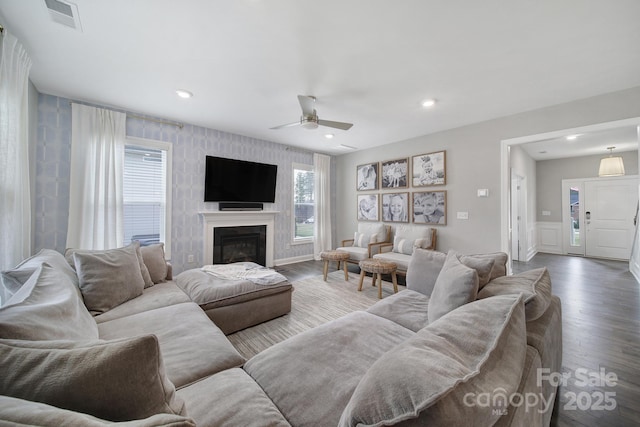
297,95,316,116
317,119,353,130
270,121,300,130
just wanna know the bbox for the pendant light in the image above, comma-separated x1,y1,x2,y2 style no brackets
598,146,625,177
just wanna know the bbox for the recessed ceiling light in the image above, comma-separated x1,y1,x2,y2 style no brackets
324,133,334,139
566,134,580,141
337,144,357,150
176,89,193,99
421,99,436,108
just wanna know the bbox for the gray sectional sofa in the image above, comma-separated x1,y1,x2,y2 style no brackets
0,243,562,426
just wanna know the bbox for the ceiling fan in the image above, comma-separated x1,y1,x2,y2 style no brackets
270,95,353,131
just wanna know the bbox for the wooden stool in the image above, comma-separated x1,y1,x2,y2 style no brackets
320,250,350,281
358,258,398,299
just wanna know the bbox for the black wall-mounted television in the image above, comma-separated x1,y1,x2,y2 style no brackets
204,156,278,203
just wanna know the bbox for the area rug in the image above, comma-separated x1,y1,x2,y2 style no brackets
226,270,406,359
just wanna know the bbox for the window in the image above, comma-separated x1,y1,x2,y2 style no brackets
123,138,172,257
293,164,315,242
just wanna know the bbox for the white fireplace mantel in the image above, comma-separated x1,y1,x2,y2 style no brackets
199,211,279,267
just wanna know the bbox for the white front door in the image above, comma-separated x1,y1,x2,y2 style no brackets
584,176,638,260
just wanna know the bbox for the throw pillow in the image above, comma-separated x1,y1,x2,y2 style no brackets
352,232,377,248
65,242,153,288
427,250,479,323
0,263,99,341
477,267,552,321
0,335,187,422
140,243,169,284
339,295,526,427
392,225,434,255
458,254,495,288
73,244,145,314
1,249,79,301
392,235,423,255
405,248,446,297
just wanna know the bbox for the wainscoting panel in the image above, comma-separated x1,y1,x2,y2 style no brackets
536,221,563,255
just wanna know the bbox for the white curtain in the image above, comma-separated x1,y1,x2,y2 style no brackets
313,153,332,259
67,104,126,250
0,31,32,272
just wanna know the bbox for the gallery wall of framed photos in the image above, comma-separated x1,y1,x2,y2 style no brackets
356,150,447,225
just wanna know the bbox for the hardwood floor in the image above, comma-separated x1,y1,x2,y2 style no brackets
275,254,640,426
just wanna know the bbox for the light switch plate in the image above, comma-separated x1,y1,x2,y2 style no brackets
457,212,469,220
477,189,489,197
542,210,551,216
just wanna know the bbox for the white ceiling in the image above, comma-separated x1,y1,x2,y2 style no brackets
2,0,640,156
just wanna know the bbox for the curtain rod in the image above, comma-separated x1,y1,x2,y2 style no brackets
69,101,184,129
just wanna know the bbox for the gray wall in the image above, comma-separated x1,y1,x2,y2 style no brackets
536,150,638,222
336,86,640,254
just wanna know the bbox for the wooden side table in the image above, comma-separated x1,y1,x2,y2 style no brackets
320,250,350,281
358,258,398,299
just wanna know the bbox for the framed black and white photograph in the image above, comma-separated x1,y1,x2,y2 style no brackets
412,151,446,187
356,162,379,191
412,191,447,225
357,194,379,221
381,192,409,223
381,158,408,188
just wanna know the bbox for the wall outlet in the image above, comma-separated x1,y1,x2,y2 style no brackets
187,254,195,263
457,212,469,220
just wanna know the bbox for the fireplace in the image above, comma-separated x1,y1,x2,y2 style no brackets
214,225,266,265
200,210,278,267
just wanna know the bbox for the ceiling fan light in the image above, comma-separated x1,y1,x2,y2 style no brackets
598,156,625,177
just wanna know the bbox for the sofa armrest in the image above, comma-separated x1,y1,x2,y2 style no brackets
367,242,387,257
378,242,393,254
341,239,355,247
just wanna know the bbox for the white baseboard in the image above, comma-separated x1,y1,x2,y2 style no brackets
274,254,315,266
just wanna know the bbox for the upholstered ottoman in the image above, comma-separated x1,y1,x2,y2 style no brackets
175,264,293,335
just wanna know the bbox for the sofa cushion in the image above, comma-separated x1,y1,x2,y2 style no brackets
0,263,98,341
1,248,79,301
0,335,187,422
478,268,552,321
98,302,245,388
366,289,430,332
94,281,191,324
353,231,377,247
428,250,479,323
405,248,446,296
141,243,169,284
177,368,291,427
372,251,411,272
336,246,370,262
339,294,527,427
392,225,433,255
73,243,146,315
244,311,415,427
0,396,196,427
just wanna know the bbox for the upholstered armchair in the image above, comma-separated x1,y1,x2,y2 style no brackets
336,223,391,267
372,225,437,275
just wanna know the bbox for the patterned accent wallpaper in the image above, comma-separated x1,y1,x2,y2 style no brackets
35,94,336,274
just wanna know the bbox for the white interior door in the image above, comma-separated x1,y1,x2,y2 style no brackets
584,176,638,260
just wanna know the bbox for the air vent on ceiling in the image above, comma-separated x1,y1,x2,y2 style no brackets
44,0,82,31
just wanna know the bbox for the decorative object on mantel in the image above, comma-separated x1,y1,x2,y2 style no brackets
412,150,446,186
357,194,379,221
412,191,447,225
356,162,379,191
381,158,408,188
598,146,625,177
